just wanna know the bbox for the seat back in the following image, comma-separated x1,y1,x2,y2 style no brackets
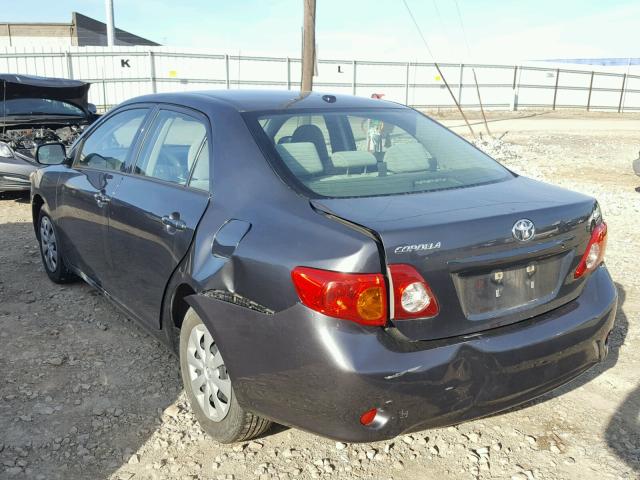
275,142,324,177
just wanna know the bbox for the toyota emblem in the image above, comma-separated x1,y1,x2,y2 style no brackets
512,219,535,242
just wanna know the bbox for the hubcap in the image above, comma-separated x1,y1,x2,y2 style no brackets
186,324,232,422
40,216,58,272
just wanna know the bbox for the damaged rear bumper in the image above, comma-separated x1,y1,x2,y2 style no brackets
188,265,617,442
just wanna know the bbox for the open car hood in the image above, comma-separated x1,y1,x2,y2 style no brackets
0,74,91,115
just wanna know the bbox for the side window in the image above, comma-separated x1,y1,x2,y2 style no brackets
188,139,210,192
75,109,149,171
134,110,207,186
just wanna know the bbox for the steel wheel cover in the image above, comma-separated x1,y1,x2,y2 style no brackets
186,324,232,422
40,216,58,272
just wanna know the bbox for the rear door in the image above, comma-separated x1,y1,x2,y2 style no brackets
57,107,151,284
104,106,212,329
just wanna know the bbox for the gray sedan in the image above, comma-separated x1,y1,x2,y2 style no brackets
30,90,617,443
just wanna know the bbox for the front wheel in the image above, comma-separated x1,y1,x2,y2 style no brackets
38,211,76,283
179,308,272,443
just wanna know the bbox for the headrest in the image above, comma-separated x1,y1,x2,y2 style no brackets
331,151,377,170
276,142,323,176
384,142,431,173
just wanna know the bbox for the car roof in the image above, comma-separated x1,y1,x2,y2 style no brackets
122,90,405,113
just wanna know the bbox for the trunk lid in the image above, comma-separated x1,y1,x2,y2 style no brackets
313,176,597,341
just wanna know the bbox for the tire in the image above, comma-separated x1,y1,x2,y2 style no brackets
38,211,76,284
179,308,272,443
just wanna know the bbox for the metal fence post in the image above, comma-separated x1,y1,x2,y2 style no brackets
405,62,410,105
148,50,156,94
618,73,627,113
586,71,594,111
552,68,560,110
225,54,230,89
352,60,357,96
457,63,464,105
286,57,291,90
65,51,73,79
510,66,519,111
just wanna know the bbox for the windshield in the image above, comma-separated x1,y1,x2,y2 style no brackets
0,98,85,117
249,108,512,198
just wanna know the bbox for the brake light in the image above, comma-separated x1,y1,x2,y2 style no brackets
574,222,607,279
389,264,439,319
291,267,387,326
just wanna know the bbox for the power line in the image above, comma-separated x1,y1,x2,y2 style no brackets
453,0,491,136
401,0,475,137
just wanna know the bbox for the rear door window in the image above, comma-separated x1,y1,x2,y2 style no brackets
75,108,149,172
133,110,208,186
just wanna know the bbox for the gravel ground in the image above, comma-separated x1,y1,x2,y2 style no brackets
1,114,639,480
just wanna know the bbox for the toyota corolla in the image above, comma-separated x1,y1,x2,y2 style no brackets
30,90,617,443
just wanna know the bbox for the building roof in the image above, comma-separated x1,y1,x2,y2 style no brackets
72,12,159,46
0,12,159,46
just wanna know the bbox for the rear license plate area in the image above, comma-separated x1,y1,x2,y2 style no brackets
452,254,567,319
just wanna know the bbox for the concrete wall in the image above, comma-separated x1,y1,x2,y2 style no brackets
0,24,75,47
0,45,638,113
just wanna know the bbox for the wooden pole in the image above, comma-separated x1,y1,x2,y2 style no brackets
301,0,316,92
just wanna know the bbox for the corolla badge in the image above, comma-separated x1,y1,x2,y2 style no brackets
512,219,535,242
394,242,441,254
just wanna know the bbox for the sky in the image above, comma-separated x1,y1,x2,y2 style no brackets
1,0,638,62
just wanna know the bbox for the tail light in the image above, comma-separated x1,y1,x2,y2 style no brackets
291,267,387,326
574,222,608,279
389,264,439,319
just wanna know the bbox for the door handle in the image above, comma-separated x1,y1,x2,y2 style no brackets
94,192,111,207
161,214,187,232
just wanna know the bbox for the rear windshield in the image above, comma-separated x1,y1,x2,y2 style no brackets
249,108,512,198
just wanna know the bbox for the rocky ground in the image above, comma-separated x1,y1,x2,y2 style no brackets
1,112,639,480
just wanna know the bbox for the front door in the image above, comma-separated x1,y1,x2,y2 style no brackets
57,107,151,284
104,107,212,329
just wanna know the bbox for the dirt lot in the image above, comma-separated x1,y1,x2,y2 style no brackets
1,111,639,480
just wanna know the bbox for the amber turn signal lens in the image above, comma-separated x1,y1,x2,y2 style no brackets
356,286,384,321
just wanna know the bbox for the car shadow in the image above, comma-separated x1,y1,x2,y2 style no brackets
0,190,30,203
0,218,184,479
606,384,640,473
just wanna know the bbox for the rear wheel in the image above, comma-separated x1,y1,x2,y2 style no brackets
38,211,76,283
179,308,272,443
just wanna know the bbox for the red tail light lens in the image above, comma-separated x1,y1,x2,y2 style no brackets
574,222,608,279
359,408,379,426
291,267,387,326
389,264,439,319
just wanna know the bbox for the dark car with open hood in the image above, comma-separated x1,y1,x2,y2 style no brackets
30,90,617,443
0,74,98,192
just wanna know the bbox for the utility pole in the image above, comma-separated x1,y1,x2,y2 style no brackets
301,0,316,92
105,0,116,46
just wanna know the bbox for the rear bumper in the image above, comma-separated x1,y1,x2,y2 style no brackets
190,265,617,442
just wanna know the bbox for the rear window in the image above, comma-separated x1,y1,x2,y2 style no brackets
249,108,512,198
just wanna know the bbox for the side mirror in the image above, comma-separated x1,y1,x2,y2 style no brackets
88,103,97,114
36,143,68,166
